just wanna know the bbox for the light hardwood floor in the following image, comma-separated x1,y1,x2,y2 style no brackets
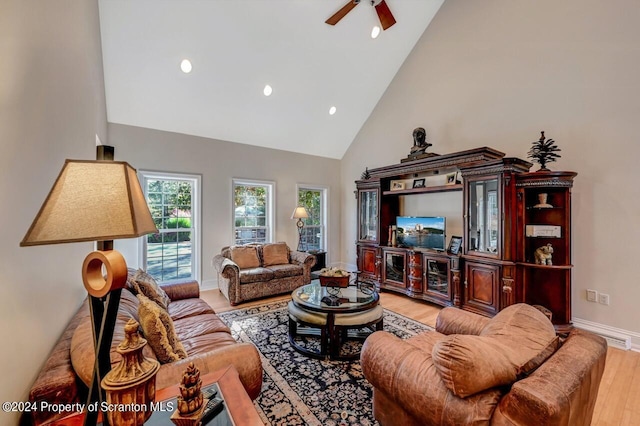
201,289,640,426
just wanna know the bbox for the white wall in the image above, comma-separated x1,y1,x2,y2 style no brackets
0,0,107,423
108,124,342,287
341,0,640,344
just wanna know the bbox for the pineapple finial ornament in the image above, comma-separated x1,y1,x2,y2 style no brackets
528,131,562,171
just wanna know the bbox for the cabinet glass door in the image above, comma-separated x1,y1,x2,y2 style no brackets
384,251,405,286
468,178,499,255
426,259,448,296
359,189,378,242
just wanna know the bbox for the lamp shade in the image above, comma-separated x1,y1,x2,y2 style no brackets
290,206,309,220
21,160,158,246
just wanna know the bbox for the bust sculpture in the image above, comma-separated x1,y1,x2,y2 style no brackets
410,127,431,155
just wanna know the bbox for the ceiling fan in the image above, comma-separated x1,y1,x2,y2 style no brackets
325,0,397,31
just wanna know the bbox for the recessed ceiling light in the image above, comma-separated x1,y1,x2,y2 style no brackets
263,84,273,96
180,59,192,73
329,106,337,115
371,26,381,39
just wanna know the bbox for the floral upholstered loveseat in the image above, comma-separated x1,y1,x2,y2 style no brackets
212,242,316,305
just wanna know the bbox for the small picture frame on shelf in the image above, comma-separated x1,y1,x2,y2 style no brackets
446,173,456,185
447,236,462,255
412,178,426,189
391,180,405,191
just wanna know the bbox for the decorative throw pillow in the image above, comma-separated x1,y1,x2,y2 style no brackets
132,269,171,310
137,294,187,363
230,246,261,269
262,242,289,267
432,303,558,398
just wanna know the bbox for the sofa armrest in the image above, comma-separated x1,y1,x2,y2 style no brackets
290,250,316,267
435,307,490,336
161,279,200,301
492,328,607,426
155,342,263,400
212,254,240,277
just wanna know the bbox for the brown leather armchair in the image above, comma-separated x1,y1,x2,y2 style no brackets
361,304,607,426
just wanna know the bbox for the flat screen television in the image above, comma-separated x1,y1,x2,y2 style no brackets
396,216,446,250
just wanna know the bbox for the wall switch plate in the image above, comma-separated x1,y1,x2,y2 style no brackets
586,289,598,302
598,293,610,305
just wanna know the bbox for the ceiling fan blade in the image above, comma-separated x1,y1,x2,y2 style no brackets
325,0,359,26
375,0,396,30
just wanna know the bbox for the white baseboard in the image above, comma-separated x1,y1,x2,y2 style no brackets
572,318,640,351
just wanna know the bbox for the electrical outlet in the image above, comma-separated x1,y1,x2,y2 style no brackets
586,289,598,302
598,293,610,305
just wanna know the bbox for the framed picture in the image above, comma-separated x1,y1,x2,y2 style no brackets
446,173,456,185
412,178,425,189
447,236,462,255
391,181,405,191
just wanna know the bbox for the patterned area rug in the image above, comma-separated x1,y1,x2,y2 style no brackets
218,300,432,425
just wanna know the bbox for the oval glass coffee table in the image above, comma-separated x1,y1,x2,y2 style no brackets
288,282,383,360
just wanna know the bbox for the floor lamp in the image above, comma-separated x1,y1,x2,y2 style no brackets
291,206,309,252
21,159,158,425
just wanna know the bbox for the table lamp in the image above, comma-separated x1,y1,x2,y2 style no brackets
21,159,158,425
290,206,309,251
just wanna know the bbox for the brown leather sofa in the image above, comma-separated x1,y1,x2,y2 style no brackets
27,275,262,425
213,242,315,306
361,304,607,426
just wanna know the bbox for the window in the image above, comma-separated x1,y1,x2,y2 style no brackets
297,186,327,251
233,179,274,245
141,172,201,283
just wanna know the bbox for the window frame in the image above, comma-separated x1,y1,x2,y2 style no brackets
139,170,202,284
232,178,275,245
296,184,328,253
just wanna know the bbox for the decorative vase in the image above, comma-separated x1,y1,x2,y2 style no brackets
101,318,160,426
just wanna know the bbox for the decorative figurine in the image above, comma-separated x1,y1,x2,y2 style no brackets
534,193,553,208
528,131,561,171
534,243,554,265
409,127,431,156
171,362,207,426
402,127,439,162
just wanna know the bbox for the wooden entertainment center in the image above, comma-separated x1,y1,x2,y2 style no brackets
355,147,576,331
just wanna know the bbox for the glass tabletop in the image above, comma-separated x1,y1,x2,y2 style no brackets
292,281,379,314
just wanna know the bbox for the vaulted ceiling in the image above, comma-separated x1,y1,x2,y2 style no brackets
99,0,444,159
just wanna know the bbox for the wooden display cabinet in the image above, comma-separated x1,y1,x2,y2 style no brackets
355,147,505,308
354,147,575,322
516,171,577,331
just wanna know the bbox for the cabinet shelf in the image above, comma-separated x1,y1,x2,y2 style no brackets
383,184,462,196
517,262,573,270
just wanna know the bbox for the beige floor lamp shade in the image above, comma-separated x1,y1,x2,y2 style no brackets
21,159,157,246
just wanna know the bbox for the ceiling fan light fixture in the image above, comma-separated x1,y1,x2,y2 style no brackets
329,106,337,115
371,26,381,39
263,84,273,96
180,59,192,73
